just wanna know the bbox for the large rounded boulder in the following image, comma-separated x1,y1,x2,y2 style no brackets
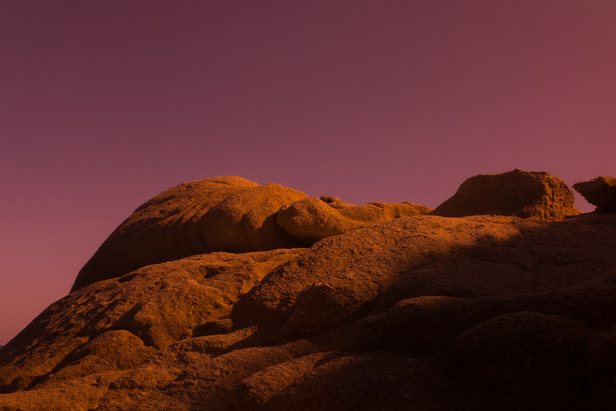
72,177,307,291
431,169,579,221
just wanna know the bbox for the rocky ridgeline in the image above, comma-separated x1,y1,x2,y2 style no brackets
0,170,615,410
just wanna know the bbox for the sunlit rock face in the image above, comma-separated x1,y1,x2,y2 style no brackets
2,171,616,411
276,196,431,245
574,176,616,212
71,177,307,291
72,177,431,291
431,169,580,221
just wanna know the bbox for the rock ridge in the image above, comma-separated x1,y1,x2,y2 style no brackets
2,170,615,410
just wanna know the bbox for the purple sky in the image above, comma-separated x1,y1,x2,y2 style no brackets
1,0,615,345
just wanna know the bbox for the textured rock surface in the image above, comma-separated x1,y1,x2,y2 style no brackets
276,197,361,244
2,173,616,410
72,177,306,291
0,249,301,393
277,197,430,244
432,169,579,221
574,176,616,212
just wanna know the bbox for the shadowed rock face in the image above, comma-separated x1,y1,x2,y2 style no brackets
2,171,616,410
432,169,580,221
574,176,616,212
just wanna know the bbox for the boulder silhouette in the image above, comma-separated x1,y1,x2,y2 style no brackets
432,169,579,221
2,174,616,410
573,176,616,212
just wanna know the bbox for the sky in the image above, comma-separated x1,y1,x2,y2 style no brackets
1,0,615,345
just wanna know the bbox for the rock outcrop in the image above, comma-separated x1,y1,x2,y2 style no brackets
432,169,579,221
72,178,429,291
276,197,430,244
2,172,615,410
573,176,616,212
72,177,307,291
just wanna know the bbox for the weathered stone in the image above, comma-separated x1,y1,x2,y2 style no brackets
277,196,430,245
276,197,363,244
72,177,306,291
573,176,616,212
0,249,300,391
2,177,616,410
198,183,307,252
432,169,579,221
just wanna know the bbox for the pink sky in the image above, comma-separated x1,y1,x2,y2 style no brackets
1,0,615,345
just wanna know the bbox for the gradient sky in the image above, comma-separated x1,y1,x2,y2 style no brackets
1,0,615,345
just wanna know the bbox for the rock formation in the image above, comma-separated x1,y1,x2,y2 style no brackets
573,176,616,212
1,170,615,410
431,169,580,221
71,177,307,291
72,177,428,291
276,197,430,244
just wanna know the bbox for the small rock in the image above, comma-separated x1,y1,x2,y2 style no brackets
319,195,342,204
573,176,616,212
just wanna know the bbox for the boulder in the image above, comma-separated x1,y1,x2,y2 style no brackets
73,177,428,291
198,183,306,252
72,177,306,291
276,197,363,244
573,176,616,212
277,196,430,244
431,169,579,221
319,194,342,204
